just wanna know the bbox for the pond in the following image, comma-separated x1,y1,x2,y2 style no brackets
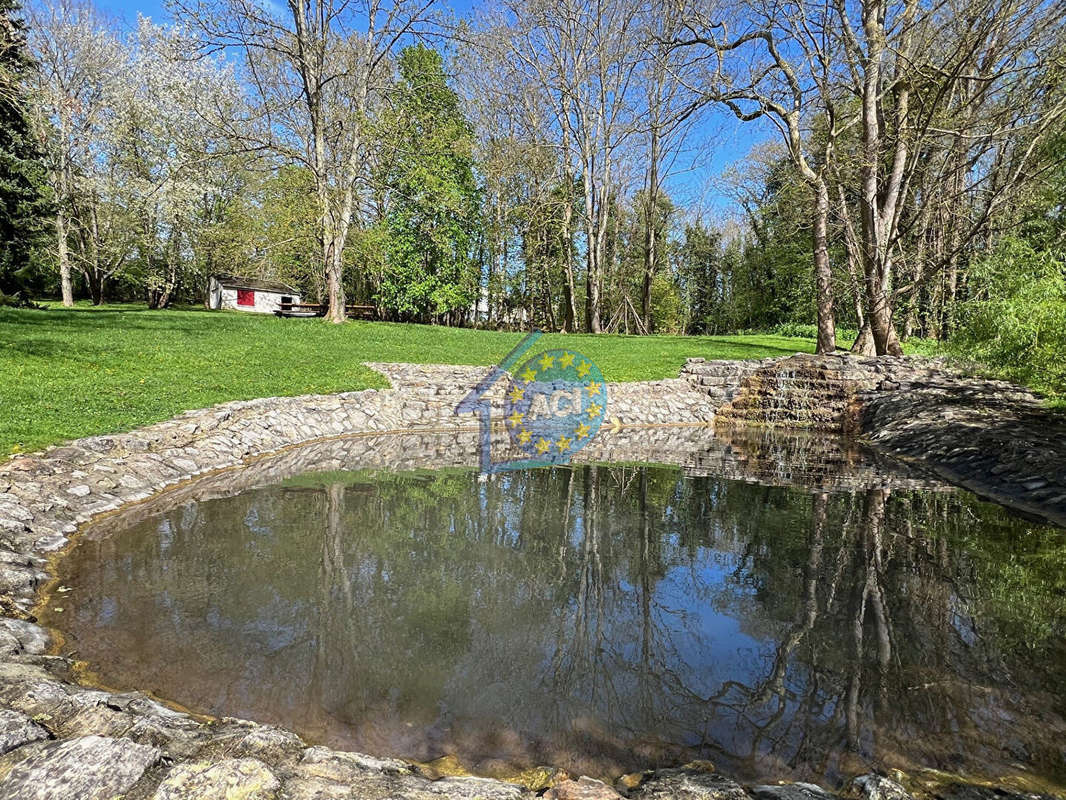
42,456,1066,790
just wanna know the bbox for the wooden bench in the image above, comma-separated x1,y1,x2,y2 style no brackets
345,304,377,320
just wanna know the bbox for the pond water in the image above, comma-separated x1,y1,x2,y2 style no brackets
45,462,1066,788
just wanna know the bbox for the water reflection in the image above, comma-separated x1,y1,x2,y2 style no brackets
48,465,1066,786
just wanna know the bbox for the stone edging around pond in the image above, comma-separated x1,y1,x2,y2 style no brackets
0,355,1061,800
682,353,1066,527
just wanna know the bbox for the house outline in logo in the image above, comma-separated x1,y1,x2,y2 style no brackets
455,332,608,474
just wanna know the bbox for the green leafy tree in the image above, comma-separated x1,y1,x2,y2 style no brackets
377,45,481,323
0,0,50,297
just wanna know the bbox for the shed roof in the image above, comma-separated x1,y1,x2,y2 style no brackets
212,274,298,294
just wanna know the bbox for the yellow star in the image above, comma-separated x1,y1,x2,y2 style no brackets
508,385,525,402
586,381,602,396
538,353,555,371
521,367,537,382
587,402,602,418
517,428,532,445
556,435,573,451
576,361,591,378
558,351,575,368
507,411,524,427
575,422,591,438
535,437,551,454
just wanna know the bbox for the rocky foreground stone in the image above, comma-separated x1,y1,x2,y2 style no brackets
0,354,1062,798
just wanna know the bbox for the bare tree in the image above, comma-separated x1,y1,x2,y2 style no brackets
671,0,1065,354
458,36,580,330
833,0,1066,353
27,0,125,306
488,0,644,333
637,6,701,332
671,0,850,354
171,0,434,322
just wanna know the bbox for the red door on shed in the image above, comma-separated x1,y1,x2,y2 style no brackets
236,289,255,307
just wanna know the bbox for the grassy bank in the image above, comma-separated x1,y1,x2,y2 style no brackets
0,304,819,454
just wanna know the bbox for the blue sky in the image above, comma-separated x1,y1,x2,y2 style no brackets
93,0,770,217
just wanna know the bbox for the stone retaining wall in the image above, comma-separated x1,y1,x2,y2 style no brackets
681,353,951,431
680,352,1066,526
0,357,1061,800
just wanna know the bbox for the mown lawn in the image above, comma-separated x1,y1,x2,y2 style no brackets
0,303,819,454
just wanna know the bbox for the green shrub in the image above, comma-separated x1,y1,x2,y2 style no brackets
951,238,1066,398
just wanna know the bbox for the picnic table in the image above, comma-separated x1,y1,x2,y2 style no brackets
275,302,378,319
275,302,324,318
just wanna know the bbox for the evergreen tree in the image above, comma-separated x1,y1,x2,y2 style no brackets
377,44,481,323
677,223,724,334
0,0,49,296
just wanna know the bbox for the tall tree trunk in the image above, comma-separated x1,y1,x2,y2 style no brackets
541,230,557,331
585,224,602,333
812,179,837,353
158,234,179,309
488,194,501,324
560,188,577,332
559,128,579,333
324,232,346,324
641,126,660,333
581,143,604,333
86,271,104,306
56,205,73,307
852,323,876,356
866,278,901,355
858,0,890,355
837,182,876,355
857,0,908,356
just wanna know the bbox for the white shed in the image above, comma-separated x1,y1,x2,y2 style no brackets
208,274,300,314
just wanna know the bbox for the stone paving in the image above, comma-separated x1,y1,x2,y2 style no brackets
0,355,1062,799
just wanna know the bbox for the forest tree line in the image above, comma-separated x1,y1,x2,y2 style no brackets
0,0,1064,371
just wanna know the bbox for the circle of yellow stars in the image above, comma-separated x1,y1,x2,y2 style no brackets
504,349,606,457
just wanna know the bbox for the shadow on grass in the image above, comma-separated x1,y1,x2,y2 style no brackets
0,336,69,359
702,338,813,356
0,307,226,338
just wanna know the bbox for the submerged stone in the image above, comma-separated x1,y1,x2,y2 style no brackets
850,775,914,800
633,770,749,800
511,766,569,792
752,784,837,800
417,754,472,780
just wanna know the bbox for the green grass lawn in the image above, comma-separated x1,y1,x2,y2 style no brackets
0,303,821,455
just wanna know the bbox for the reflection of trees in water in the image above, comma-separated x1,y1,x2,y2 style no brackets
53,466,1066,785
713,488,1066,783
